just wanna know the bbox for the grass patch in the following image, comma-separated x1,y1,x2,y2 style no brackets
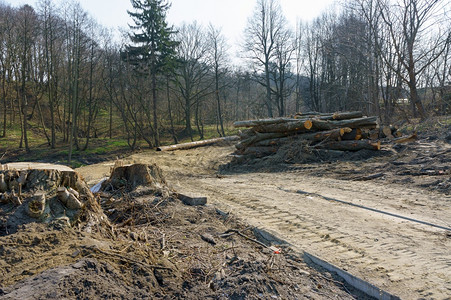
0,122,239,168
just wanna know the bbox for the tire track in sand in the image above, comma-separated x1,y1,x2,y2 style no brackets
175,173,451,299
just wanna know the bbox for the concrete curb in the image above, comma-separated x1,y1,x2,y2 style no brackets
303,252,400,300
250,226,401,299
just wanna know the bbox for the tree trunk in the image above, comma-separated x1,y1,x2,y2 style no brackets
185,97,192,141
166,76,177,144
1,69,7,138
152,72,159,147
195,100,204,140
35,96,50,145
21,59,29,153
216,81,225,137
264,58,273,117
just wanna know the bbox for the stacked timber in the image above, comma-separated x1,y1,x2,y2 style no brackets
233,111,382,159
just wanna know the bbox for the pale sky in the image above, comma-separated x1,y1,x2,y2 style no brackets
6,0,336,57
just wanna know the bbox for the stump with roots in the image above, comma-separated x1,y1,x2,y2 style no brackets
0,163,108,235
101,163,167,192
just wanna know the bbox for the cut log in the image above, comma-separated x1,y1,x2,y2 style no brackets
253,119,313,133
156,136,239,151
332,111,364,120
341,128,363,140
295,111,331,117
393,133,417,144
238,129,256,140
311,116,378,131
233,118,298,128
360,128,370,139
315,140,381,151
369,129,380,140
251,128,352,147
294,111,363,121
236,132,289,149
295,127,352,142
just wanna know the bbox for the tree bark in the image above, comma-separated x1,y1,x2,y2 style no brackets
157,136,239,151
341,128,363,140
152,72,160,147
234,117,298,128
254,119,313,133
315,140,381,151
253,127,352,146
311,116,378,131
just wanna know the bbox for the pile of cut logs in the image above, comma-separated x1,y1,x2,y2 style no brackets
234,111,400,158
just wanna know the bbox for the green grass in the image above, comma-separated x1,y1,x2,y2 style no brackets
0,122,239,168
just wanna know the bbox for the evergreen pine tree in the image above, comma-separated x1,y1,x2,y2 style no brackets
123,0,178,147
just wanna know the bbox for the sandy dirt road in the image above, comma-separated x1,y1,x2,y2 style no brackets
77,144,451,299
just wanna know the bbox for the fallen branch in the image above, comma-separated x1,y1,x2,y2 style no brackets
83,246,173,271
220,229,269,249
393,133,417,144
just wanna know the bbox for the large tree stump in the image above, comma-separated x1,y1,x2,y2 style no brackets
0,163,107,235
101,163,167,192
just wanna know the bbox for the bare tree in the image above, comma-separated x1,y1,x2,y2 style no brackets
0,3,16,138
173,22,213,140
208,24,229,136
243,0,287,117
16,4,39,152
65,2,88,163
38,0,63,148
294,20,305,113
376,0,450,119
269,24,295,116
304,19,324,111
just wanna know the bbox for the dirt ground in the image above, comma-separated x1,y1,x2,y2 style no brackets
75,129,451,299
1,120,450,299
1,165,362,299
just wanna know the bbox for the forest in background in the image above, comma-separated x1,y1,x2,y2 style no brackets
0,0,449,163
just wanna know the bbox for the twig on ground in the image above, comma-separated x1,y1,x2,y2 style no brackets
220,229,269,249
82,245,172,271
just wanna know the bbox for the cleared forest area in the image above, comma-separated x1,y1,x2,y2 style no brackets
0,0,449,164
0,0,450,299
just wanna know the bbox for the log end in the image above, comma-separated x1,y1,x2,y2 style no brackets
304,119,313,130
375,141,381,150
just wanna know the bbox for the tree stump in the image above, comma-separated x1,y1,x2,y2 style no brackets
0,163,107,235
101,163,167,192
